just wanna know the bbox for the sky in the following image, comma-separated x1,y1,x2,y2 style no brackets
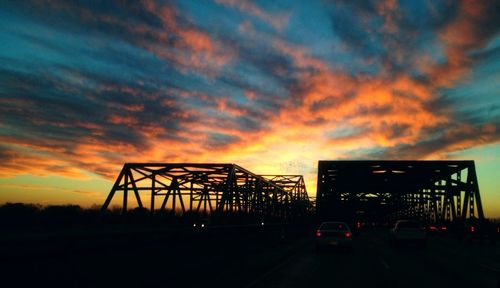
0,0,499,216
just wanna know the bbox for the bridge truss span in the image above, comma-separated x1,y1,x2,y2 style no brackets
317,160,484,224
261,175,311,215
102,163,310,219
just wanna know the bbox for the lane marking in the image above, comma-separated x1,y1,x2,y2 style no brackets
381,259,390,270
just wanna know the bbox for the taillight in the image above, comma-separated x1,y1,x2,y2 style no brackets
470,226,475,233
316,231,322,237
345,232,351,238
440,226,447,231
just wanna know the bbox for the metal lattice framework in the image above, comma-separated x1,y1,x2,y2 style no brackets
317,160,484,223
102,163,310,219
261,175,311,215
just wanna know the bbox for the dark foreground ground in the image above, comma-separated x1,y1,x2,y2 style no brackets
1,225,499,288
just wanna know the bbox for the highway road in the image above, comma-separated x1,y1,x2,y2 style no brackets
245,229,500,288
2,226,499,287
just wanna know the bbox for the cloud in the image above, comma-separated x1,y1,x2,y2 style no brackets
0,64,196,178
24,0,235,77
0,2,277,179
206,132,241,148
0,0,498,200
215,0,290,31
369,123,500,160
427,0,500,87
0,145,90,179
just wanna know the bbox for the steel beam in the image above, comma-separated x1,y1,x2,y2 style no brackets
102,163,310,220
316,160,485,223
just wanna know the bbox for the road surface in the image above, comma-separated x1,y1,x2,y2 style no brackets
2,227,499,287
246,229,500,288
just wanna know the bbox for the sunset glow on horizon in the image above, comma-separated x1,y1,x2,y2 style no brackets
0,1,499,216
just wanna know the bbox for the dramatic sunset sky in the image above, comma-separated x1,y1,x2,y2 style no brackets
0,1,499,215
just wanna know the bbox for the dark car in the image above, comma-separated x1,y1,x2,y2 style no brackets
390,220,427,247
315,221,353,252
461,218,497,244
426,222,450,234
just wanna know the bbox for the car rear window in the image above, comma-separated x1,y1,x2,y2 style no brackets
320,223,348,231
398,221,421,229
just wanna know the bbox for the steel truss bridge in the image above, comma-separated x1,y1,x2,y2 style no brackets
102,163,310,219
317,160,484,224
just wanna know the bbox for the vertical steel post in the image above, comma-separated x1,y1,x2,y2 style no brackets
456,172,461,217
203,187,207,214
469,163,484,219
189,182,193,213
172,177,176,214
129,170,143,209
123,168,128,214
151,174,155,214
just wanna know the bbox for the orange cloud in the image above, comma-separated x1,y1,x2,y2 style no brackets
376,0,400,33
141,3,235,76
272,39,329,71
215,0,290,31
0,145,91,179
430,0,498,87
202,41,449,166
38,0,235,77
107,115,139,126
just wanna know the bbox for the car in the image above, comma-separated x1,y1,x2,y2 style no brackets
439,224,449,232
426,224,439,234
462,218,497,245
192,218,211,229
390,220,426,247
315,221,353,252
426,223,449,234
352,220,365,235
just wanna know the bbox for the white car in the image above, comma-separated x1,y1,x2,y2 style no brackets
391,220,427,247
315,221,353,252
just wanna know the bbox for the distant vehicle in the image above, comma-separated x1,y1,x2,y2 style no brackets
439,224,449,232
426,224,439,234
390,220,426,247
461,218,496,245
192,218,211,229
352,220,364,234
315,221,353,252
426,223,449,234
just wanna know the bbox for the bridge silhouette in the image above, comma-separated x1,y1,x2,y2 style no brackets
101,163,311,220
102,160,485,225
317,160,484,224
